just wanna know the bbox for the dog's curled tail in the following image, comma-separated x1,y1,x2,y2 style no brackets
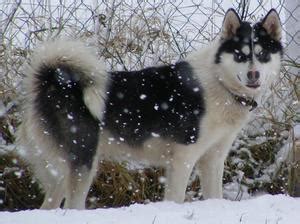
24,40,107,120
20,40,107,167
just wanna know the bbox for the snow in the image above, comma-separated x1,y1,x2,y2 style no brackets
1,195,300,224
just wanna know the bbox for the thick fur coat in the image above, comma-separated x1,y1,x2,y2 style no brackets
17,9,283,209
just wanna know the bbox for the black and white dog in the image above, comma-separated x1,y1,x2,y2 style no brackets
17,8,283,209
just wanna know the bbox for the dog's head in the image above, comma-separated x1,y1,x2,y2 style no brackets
215,8,283,99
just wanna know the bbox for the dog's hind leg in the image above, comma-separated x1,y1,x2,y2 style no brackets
64,165,98,209
40,178,67,209
30,157,70,209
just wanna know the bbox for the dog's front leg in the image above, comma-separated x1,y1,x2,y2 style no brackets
164,146,199,203
197,137,235,199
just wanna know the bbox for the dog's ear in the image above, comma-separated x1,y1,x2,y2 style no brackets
261,9,282,41
221,8,241,40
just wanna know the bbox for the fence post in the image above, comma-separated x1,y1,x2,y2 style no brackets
290,126,300,196
285,1,300,197
285,0,300,73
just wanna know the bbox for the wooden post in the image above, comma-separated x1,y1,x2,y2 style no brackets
289,126,300,196
285,0,300,75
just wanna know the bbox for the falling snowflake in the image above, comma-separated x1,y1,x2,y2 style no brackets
140,94,147,100
151,132,160,137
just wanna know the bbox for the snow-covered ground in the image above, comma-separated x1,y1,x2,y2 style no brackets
1,195,299,224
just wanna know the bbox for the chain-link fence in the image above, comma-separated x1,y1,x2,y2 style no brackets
0,0,299,210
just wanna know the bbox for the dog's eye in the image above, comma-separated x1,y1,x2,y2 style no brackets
256,50,270,62
233,51,247,62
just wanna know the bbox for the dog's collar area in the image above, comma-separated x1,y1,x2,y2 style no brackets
233,95,258,111
219,81,258,111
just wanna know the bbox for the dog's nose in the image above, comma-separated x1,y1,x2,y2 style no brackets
247,71,260,82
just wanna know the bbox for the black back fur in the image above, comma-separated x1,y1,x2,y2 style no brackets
103,61,205,146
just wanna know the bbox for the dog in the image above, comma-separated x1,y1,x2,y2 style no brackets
17,8,283,209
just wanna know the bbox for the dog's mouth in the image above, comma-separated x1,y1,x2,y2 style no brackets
246,83,260,89
236,75,260,89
